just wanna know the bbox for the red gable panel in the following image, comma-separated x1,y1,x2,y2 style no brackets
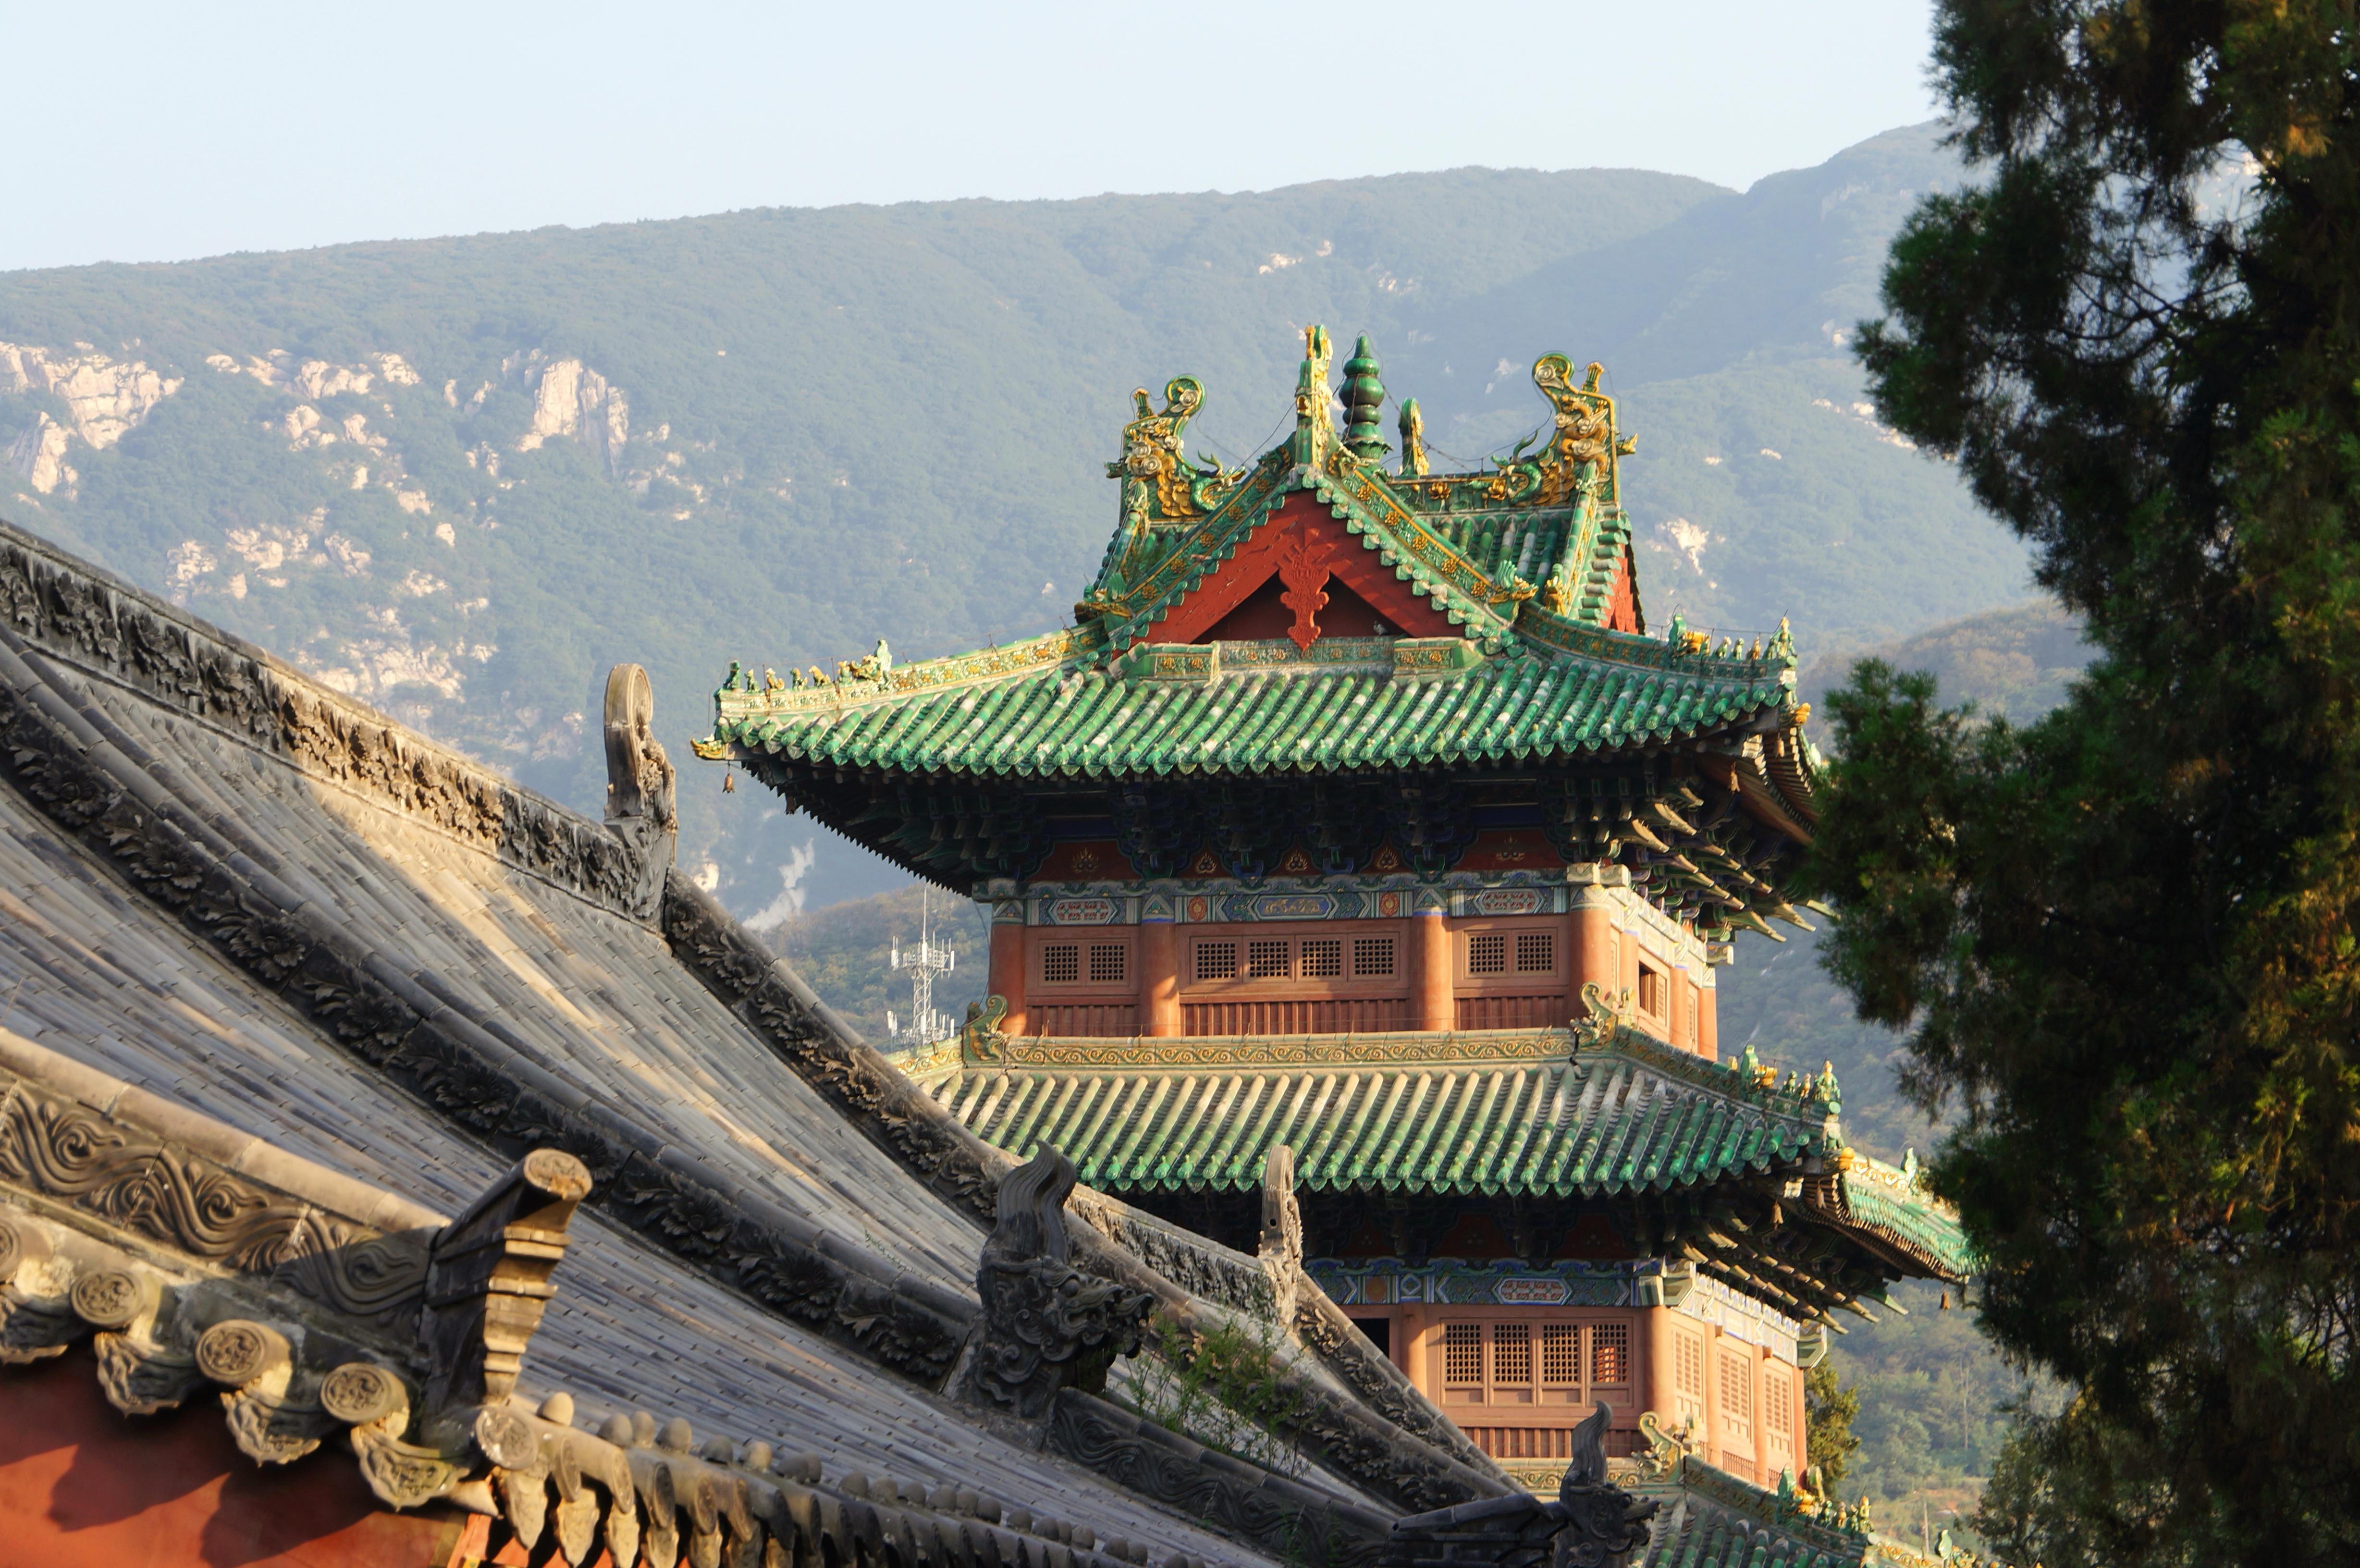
1152,493,1457,648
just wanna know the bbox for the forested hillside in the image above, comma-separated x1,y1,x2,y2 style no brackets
0,122,2025,917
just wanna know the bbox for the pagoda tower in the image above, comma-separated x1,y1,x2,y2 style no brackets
698,330,1966,1489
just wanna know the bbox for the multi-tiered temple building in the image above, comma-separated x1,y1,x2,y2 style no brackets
701,330,1968,1493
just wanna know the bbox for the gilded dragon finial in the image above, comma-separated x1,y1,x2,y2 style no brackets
1290,325,1337,470
1398,396,1428,478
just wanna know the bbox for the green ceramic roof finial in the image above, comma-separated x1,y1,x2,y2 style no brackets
1340,334,1390,461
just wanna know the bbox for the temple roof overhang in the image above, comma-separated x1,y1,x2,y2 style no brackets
697,331,1824,886
704,623,1806,783
915,1021,1973,1309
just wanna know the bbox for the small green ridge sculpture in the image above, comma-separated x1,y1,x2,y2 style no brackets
1340,333,1389,461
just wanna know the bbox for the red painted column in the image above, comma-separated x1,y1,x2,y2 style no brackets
1141,918,1180,1037
1410,907,1453,1032
1571,887,1617,1009
1698,980,1719,1061
988,912,1029,1038
1641,1301,1679,1434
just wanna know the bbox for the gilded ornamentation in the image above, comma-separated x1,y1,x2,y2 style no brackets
959,993,1009,1063
1569,981,1632,1047
984,1027,1572,1071
1322,465,1537,613
1635,1409,1698,1479
1398,396,1428,478
1107,376,1233,526
1288,326,1337,471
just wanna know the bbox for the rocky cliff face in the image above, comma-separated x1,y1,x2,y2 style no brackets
2,341,184,494
513,354,630,474
1,332,698,757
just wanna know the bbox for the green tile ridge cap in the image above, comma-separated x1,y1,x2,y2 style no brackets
708,622,1106,732
1584,1024,1842,1134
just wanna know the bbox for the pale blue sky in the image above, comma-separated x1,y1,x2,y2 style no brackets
7,1,1941,273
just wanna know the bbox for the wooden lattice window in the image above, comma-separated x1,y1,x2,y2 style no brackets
1491,1323,1532,1395
1765,1369,1793,1436
1720,1350,1754,1446
1515,931,1555,973
1591,1322,1630,1384
1540,1323,1582,1391
1352,936,1396,977
1088,943,1127,983
1468,934,1508,975
1443,1323,1485,1390
1300,938,1343,978
1247,940,1291,979
1673,1331,1708,1430
1195,943,1238,981
1042,944,1080,984
1442,1320,1632,1407
1637,963,1665,1018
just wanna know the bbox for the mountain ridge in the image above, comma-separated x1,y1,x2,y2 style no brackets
0,120,2024,914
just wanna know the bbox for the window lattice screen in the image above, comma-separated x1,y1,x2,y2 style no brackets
1591,1322,1631,1384
1491,1323,1532,1385
1246,940,1291,979
1042,945,1080,983
1540,1323,1582,1387
1443,1323,1484,1386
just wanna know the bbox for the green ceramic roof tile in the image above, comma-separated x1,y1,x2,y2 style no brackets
922,1027,1975,1280
929,1034,1835,1201
1827,1158,1975,1274
716,642,1791,780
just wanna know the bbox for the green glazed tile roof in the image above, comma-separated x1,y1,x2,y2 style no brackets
712,641,1792,780
1632,1456,1877,1568
1822,1158,1974,1276
928,1033,1836,1199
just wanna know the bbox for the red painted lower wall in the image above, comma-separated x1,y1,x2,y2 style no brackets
0,1344,471,1568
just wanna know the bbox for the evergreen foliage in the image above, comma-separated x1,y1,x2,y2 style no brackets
1813,4,2360,1561
1806,1359,1863,1486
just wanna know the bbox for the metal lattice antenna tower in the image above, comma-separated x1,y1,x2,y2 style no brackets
886,885,957,1046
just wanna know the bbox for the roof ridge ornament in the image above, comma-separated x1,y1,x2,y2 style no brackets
1398,396,1427,478
1340,334,1389,462
1288,325,1336,472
